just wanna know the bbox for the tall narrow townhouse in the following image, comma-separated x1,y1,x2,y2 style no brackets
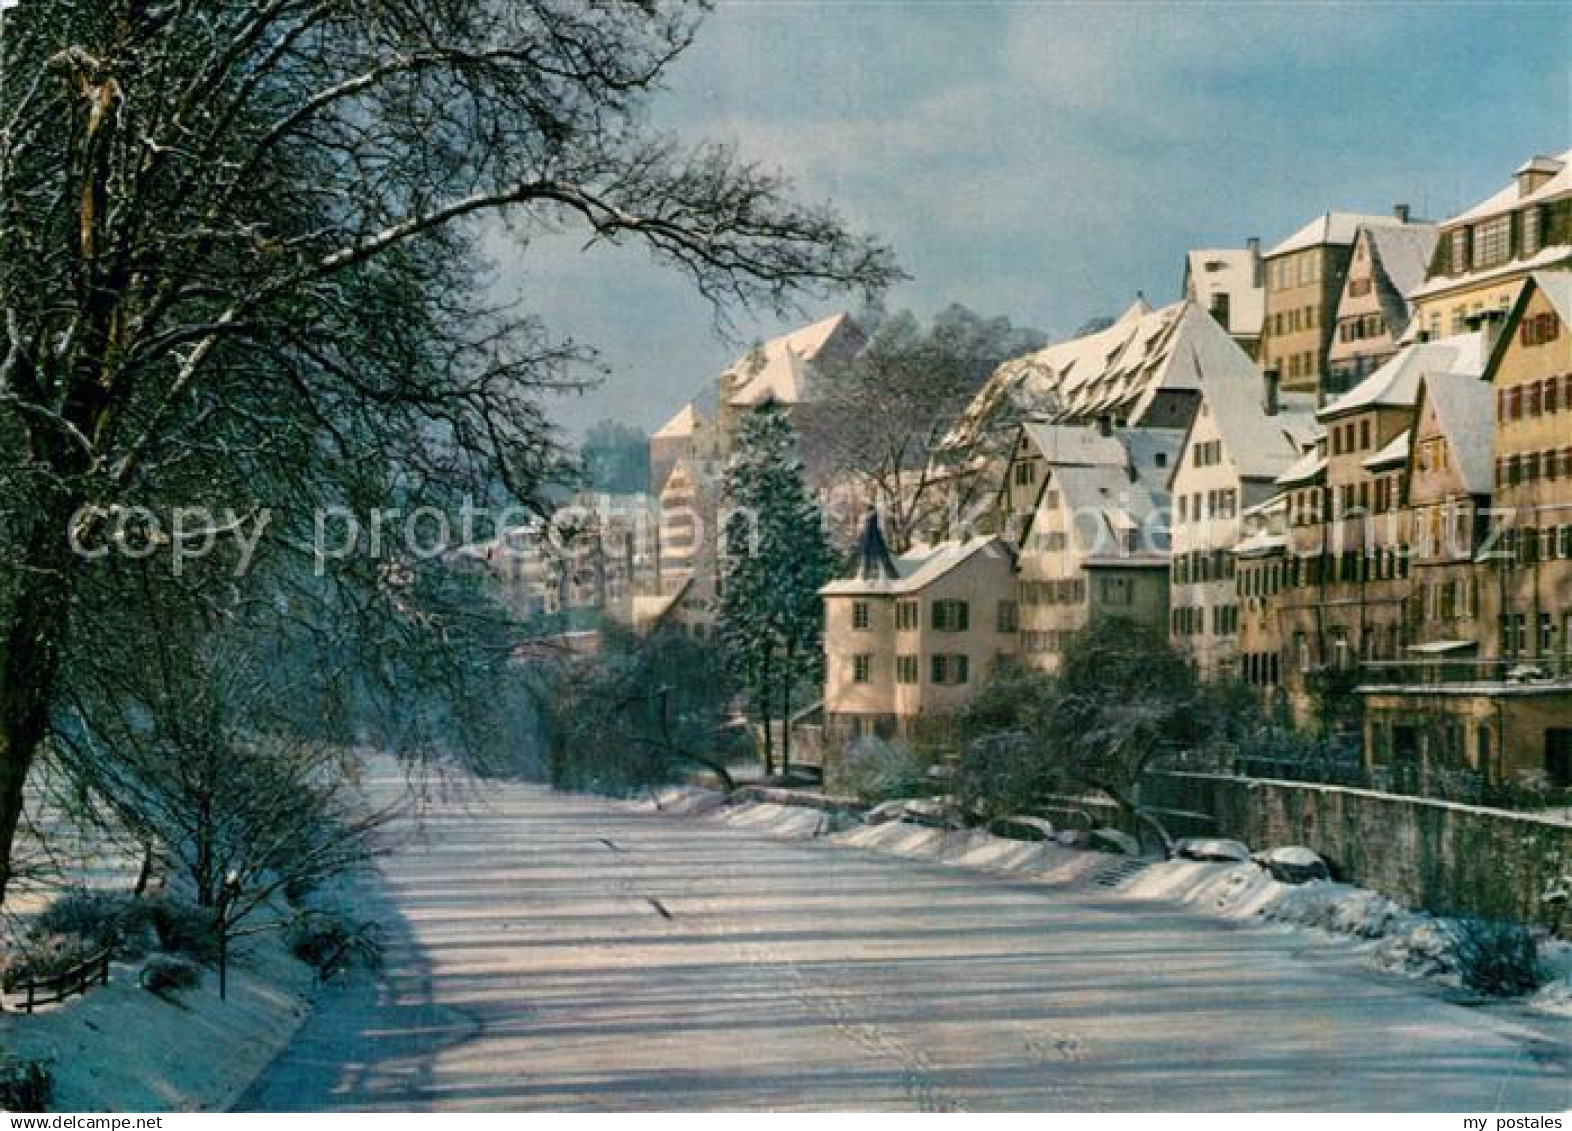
1168,370,1316,679
999,422,1180,674
1234,489,1301,694
1326,223,1439,394
1410,151,1572,341
1483,270,1572,677
1259,206,1420,398
1271,329,1488,722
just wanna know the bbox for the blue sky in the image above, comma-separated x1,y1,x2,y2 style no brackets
490,1,1570,439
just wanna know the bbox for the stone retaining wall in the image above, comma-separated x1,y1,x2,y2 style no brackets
1143,771,1571,935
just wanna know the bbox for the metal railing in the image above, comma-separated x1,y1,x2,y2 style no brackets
1359,654,1572,687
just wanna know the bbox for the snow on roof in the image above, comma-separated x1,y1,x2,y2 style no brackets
1529,268,1572,326
1362,428,1411,471
1184,248,1265,337
1418,372,1495,496
946,299,1262,461
1318,329,1487,419
1190,351,1318,482
820,535,1010,596
1019,421,1129,468
1266,211,1412,258
1410,244,1572,301
724,313,864,408
653,402,704,439
1446,149,1572,228
1363,224,1440,299
1275,449,1327,486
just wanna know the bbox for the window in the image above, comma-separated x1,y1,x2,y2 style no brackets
895,600,919,631
1014,460,1035,486
1359,419,1371,451
1522,206,1543,256
895,655,918,685
1100,575,1133,606
996,600,1018,633
1471,216,1511,269
1521,312,1562,347
930,654,969,686
1449,228,1469,274
931,600,969,632
852,654,872,683
851,601,870,630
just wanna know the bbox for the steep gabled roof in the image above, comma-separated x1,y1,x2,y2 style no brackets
844,509,899,582
1319,329,1487,419
724,313,865,408
1364,224,1440,299
1267,211,1411,258
653,402,705,439
1416,372,1495,496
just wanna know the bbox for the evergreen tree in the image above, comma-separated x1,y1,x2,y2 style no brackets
719,404,835,776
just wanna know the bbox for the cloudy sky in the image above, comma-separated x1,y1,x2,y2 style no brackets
491,1,1570,439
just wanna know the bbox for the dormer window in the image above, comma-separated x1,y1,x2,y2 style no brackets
1472,215,1511,270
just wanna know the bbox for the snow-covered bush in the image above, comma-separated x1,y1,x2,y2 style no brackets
139,954,200,997
287,912,383,978
834,737,928,804
1263,885,1404,939
32,891,155,961
0,1056,53,1113
1447,917,1546,997
0,931,102,993
26,891,216,966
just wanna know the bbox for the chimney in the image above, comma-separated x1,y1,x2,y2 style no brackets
1262,367,1281,417
1246,237,1262,287
1393,203,1410,223
1096,413,1113,437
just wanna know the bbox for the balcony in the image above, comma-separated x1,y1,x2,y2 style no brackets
1358,653,1572,690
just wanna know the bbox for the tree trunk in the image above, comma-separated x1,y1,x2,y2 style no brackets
0,509,81,909
780,644,793,778
757,649,774,777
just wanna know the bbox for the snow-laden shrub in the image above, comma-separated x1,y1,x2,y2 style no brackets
139,954,201,997
32,891,155,960
1263,885,1404,939
1446,917,1546,997
287,912,383,978
0,1056,53,1113
1,931,102,993
833,736,928,805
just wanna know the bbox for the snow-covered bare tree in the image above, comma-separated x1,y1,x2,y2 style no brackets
798,305,1042,551
718,403,833,777
0,1,899,905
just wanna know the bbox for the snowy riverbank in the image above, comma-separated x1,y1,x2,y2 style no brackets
641,785,1572,1019
0,923,315,1112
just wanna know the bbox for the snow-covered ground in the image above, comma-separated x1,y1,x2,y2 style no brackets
681,788,1572,1020
241,770,1569,1111
0,922,315,1112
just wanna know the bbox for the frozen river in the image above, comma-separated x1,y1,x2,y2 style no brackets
243,772,1569,1111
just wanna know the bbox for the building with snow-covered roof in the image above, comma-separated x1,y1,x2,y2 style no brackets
1410,150,1572,342
942,299,1257,524
994,420,1179,674
1264,328,1489,724
649,402,712,497
1358,271,1572,794
819,510,1017,746
1260,205,1424,397
714,312,866,454
1327,223,1440,394
1168,363,1317,679
1183,241,1265,359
